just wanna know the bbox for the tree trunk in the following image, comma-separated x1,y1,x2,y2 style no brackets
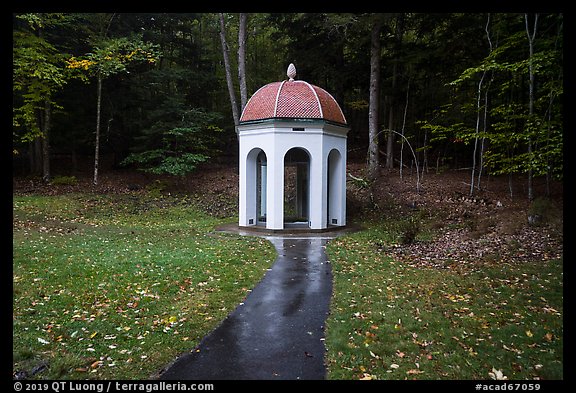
477,14,493,192
477,89,488,191
470,71,486,197
238,13,248,113
31,139,42,176
42,100,51,183
399,77,411,181
367,17,382,181
525,13,538,201
385,61,397,169
94,75,102,186
385,15,404,170
219,13,240,130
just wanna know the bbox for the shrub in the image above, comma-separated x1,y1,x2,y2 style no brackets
50,176,78,186
399,216,421,244
527,197,557,226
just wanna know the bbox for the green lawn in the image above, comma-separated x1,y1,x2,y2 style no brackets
13,191,563,381
325,225,563,380
13,193,276,379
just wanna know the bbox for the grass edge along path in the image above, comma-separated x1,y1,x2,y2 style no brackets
13,193,276,380
324,226,563,380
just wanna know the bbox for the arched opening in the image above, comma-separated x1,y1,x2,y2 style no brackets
256,150,267,225
327,149,343,226
244,148,267,226
284,147,310,227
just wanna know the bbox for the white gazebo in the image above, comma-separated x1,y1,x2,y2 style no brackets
237,64,350,231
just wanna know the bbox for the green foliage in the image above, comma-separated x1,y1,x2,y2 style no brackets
421,13,562,183
123,151,210,177
67,36,160,78
122,108,223,177
12,16,70,143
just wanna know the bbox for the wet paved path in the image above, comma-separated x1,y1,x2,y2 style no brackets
159,236,334,380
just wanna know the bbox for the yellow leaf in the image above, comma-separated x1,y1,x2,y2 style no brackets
90,332,98,339
526,330,533,337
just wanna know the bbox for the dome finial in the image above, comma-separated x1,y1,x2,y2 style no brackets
287,63,296,81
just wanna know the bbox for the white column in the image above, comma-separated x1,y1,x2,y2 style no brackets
326,136,347,228
259,162,267,221
340,145,347,226
308,141,327,229
266,145,284,230
238,147,247,226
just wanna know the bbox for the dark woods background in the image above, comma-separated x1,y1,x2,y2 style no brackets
12,13,563,195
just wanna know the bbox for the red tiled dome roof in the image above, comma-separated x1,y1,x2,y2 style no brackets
239,80,347,125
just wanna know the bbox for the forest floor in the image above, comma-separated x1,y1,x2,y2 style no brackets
346,163,564,269
13,160,564,268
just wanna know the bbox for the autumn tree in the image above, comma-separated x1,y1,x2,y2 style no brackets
13,13,72,181
67,27,159,184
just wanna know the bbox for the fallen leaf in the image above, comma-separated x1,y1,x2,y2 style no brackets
542,307,560,315
90,360,102,369
488,368,508,380
525,330,533,337
406,369,424,375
